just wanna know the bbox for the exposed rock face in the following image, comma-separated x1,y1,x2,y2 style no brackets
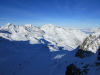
97,48,100,60
75,49,93,58
75,29,100,58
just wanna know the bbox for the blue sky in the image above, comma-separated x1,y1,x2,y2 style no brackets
0,0,100,28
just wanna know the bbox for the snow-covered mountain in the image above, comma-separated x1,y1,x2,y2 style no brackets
0,23,87,50
80,29,100,53
75,28,100,58
0,23,100,75
41,24,88,49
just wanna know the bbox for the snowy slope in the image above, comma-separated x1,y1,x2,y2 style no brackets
0,23,100,75
41,24,87,50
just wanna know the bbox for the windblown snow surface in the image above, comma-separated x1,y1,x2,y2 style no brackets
0,23,100,75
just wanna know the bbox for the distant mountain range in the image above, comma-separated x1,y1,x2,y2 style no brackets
0,23,100,75
0,23,88,50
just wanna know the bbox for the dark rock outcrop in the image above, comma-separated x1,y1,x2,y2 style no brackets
75,49,94,58
97,48,100,60
65,63,89,75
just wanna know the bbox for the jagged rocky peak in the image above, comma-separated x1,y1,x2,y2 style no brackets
75,28,100,58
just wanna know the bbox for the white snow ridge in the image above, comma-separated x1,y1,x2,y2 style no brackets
0,23,100,75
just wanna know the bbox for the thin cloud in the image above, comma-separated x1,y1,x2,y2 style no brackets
0,18,17,20
0,6,35,17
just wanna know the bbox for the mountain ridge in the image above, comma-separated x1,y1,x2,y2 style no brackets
0,23,88,50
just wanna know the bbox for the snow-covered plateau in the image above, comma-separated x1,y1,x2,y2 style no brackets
0,23,100,75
